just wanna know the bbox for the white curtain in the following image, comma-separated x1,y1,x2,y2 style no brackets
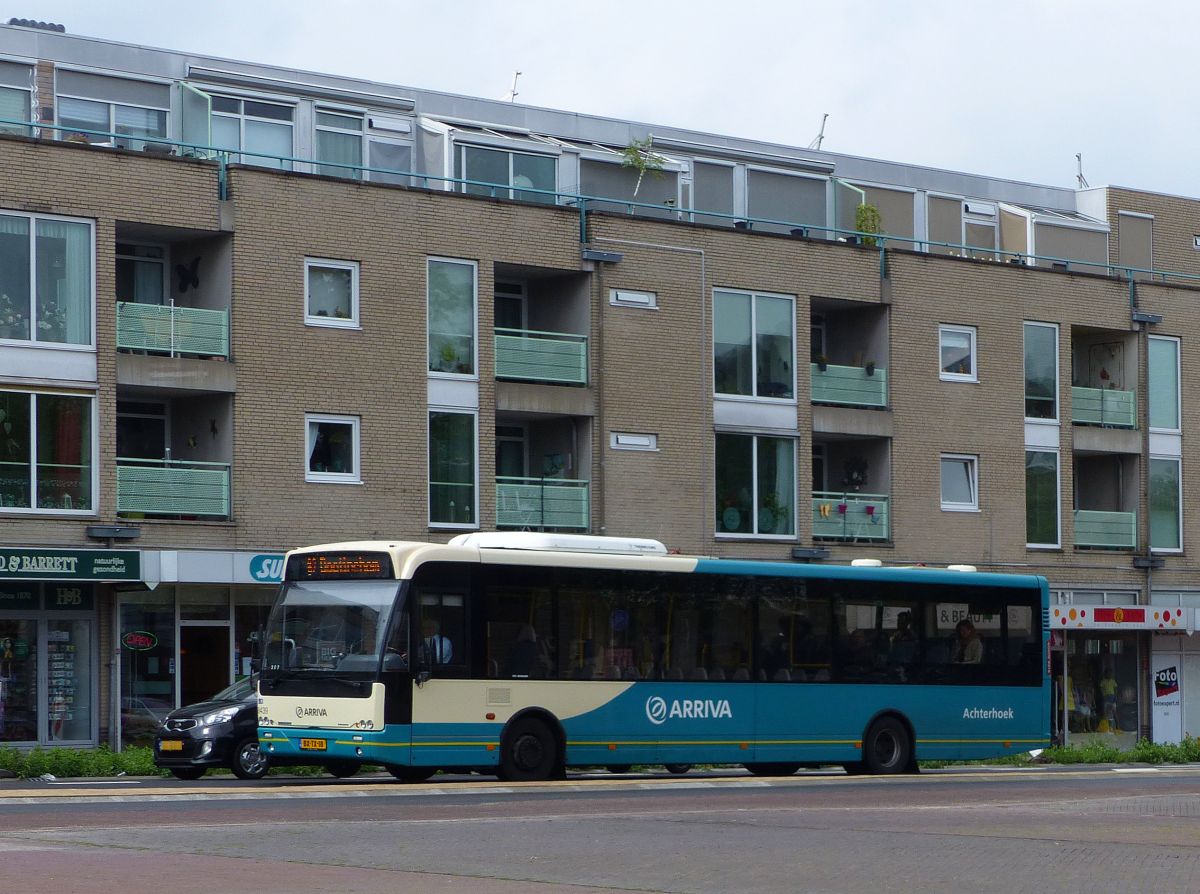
36,219,91,345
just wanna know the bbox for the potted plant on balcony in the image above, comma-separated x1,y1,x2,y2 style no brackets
865,359,876,377
620,135,666,199
815,354,829,373
842,456,868,493
854,202,882,247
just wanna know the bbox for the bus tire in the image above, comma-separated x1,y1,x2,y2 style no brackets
606,764,632,774
326,760,361,778
862,715,911,775
664,764,692,775
388,765,437,782
743,763,801,777
499,716,559,782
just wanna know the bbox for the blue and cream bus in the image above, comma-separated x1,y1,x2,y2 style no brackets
257,532,1051,780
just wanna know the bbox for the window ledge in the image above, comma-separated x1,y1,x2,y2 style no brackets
940,506,981,513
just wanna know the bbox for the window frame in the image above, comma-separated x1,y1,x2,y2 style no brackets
457,143,558,202
1023,321,1059,423
304,413,361,484
303,257,360,329
712,288,797,402
938,324,978,383
208,92,296,169
1024,448,1060,549
428,408,479,530
0,389,98,516
426,257,479,379
1148,335,1181,434
940,453,980,512
1149,455,1183,554
715,432,798,540
55,93,169,148
0,84,32,136
314,107,365,179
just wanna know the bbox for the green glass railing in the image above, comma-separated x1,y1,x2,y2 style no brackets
497,477,589,530
1074,509,1136,549
812,492,889,541
811,363,887,407
1072,386,1136,428
495,328,588,385
117,458,230,518
116,302,229,358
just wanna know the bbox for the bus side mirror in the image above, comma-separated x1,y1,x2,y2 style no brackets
416,669,431,687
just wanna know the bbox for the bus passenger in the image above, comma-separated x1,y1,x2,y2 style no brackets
951,619,982,664
507,624,540,677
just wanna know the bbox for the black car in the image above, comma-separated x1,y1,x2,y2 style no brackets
154,675,268,780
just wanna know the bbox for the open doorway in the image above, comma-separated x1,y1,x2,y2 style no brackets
179,625,230,705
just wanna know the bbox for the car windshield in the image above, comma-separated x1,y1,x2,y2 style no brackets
210,674,258,702
262,579,401,676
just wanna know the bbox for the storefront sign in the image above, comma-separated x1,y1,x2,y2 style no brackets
0,549,140,581
249,554,285,583
1151,654,1183,745
1051,606,1190,632
46,585,95,611
121,630,158,651
0,582,39,609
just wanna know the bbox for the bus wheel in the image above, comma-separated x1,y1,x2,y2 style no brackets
743,763,801,777
326,761,361,778
500,717,558,782
664,764,692,775
388,766,437,782
862,716,911,775
605,764,632,774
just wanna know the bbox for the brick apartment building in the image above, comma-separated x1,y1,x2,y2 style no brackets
0,20,1197,750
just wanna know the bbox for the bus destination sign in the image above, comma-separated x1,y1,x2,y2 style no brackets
286,552,393,581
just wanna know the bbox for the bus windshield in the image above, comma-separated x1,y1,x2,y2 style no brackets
262,580,402,677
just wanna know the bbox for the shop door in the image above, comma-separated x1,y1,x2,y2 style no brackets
0,620,37,743
180,626,230,706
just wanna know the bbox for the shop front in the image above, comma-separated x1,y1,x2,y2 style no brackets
1049,605,1190,749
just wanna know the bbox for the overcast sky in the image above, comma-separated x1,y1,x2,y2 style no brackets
14,0,1200,197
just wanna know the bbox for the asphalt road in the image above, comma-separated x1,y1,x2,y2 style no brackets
3,765,1199,893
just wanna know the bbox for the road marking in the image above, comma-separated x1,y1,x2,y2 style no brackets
47,780,142,786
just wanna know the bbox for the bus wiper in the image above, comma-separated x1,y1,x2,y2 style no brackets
326,675,367,690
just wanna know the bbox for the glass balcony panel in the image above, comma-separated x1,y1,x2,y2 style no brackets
1071,386,1136,428
811,363,887,407
812,492,889,541
116,302,229,358
1073,509,1136,549
496,477,589,530
494,328,587,385
117,459,230,518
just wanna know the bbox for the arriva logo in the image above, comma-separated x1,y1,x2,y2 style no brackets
645,695,732,725
250,554,285,582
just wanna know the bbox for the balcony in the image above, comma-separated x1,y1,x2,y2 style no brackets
496,476,589,529
812,492,889,541
495,328,588,385
117,302,230,359
1074,509,1136,549
117,458,231,518
811,363,887,408
1072,386,1136,428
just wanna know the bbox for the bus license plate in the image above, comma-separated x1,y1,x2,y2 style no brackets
300,738,327,751
160,740,183,752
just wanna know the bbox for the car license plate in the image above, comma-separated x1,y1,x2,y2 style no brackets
160,740,184,752
300,738,327,751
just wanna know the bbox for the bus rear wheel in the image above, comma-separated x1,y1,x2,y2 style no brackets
743,763,801,777
388,766,437,782
663,764,692,775
499,717,559,782
862,716,911,775
326,761,361,778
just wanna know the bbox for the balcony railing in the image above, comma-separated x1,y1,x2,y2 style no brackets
117,458,231,518
811,363,887,408
812,492,890,541
1072,386,1136,428
497,476,589,529
1074,509,1136,549
117,301,230,359
495,328,588,385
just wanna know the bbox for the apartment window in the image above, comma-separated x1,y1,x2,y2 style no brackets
1025,450,1059,547
0,85,30,135
305,258,359,327
0,390,94,512
1150,457,1182,552
315,110,363,179
116,244,166,305
1024,322,1058,420
429,411,477,527
939,324,977,381
58,97,166,150
305,414,360,483
940,454,978,512
0,211,93,346
458,145,556,204
210,95,293,170
713,289,795,399
428,258,477,376
1148,336,1180,431
715,433,795,537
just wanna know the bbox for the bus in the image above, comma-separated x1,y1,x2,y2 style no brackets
256,532,1051,780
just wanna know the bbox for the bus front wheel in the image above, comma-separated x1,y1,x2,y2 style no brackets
499,717,559,782
743,763,800,777
862,716,911,775
388,766,437,782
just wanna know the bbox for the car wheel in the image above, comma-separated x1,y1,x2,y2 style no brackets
326,760,361,778
743,763,801,777
862,715,912,775
664,764,692,775
231,736,269,780
388,766,437,782
499,717,559,782
170,767,206,781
